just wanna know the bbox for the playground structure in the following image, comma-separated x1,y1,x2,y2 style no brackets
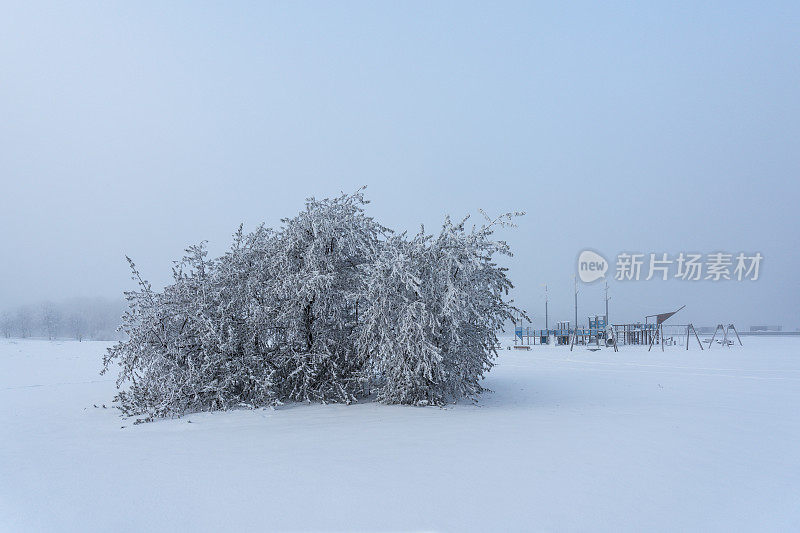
706,323,743,348
514,302,742,352
610,306,698,351
515,315,610,348
610,321,705,352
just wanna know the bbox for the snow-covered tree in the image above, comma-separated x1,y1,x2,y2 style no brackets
356,232,444,404
268,189,388,403
103,190,523,417
103,242,281,417
357,212,524,405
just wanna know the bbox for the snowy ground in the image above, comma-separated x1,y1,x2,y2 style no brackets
1,337,799,532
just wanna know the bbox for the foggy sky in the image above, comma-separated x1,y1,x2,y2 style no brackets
2,1,799,329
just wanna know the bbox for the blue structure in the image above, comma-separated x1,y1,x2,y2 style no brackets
515,315,608,346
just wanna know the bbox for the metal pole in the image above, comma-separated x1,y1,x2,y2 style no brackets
544,284,549,331
690,323,704,350
731,324,743,346
574,277,578,338
708,324,720,350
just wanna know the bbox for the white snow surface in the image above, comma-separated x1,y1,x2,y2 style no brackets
1,337,799,532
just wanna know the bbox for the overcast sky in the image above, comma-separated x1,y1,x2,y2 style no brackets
2,1,798,329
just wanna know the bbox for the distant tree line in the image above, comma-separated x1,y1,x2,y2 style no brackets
0,297,125,341
103,190,525,417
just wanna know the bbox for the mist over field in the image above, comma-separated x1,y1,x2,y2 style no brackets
1,2,799,331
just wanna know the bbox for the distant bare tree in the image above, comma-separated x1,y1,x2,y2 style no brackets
0,311,12,338
0,298,123,340
40,303,61,340
69,312,86,342
16,307,32,338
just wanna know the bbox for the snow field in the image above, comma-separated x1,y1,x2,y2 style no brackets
1,337,799,532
